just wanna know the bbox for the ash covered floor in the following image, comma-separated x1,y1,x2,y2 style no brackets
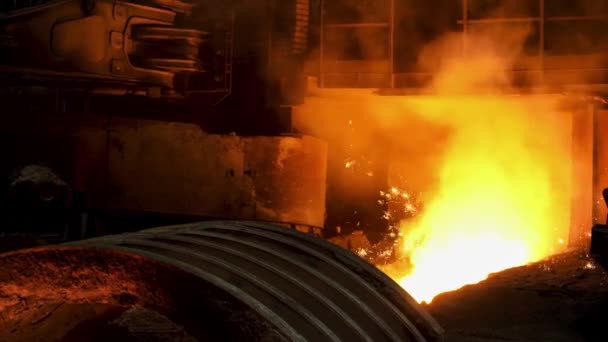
1,304,199,342
424,249,608,342
3,249,607,342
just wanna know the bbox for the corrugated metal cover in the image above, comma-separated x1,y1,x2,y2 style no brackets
71,220,443,342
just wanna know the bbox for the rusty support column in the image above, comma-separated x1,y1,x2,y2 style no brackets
593,107,608,227
319,0,325,88
539,0,545,84
569,104,595,247
389,0,395,88
462,0,468,54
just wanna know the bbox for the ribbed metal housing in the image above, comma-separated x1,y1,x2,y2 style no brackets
69,221,443,342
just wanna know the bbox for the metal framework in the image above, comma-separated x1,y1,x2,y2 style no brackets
319,0,395,88
319,0,608,89
460,0,608,83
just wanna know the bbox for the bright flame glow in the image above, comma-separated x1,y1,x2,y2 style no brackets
400,234,529,303
295,8,579,304
382,95,572,303
299,91,573,303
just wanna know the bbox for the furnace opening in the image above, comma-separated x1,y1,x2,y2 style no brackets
296,0,594,303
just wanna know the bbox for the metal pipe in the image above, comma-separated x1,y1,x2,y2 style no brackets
457,17,539,24
546,15,608,21
389,0,395,88
457,15,608,25
462,0,468,54
539,0,545,83
319,0,325,88
325,23,390,28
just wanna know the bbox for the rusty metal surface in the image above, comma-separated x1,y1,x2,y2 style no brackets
0,240,287,341
65,220,443,341
0,0,205,93
76,118,327,228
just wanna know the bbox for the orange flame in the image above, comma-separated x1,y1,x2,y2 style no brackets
296,4,582,303
374,94,572,303
298,91,573,303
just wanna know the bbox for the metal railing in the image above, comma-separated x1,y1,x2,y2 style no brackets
460,0,608,83
318,0,608,88
319,0,395,88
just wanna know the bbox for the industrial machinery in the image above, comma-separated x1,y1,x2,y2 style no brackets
3,0,608,340
3,0,608,249
0,1,446,340
0,0,328,248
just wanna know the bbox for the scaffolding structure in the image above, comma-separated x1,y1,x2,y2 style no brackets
319,0,395,88
460,0,608,84
319,0,608,89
